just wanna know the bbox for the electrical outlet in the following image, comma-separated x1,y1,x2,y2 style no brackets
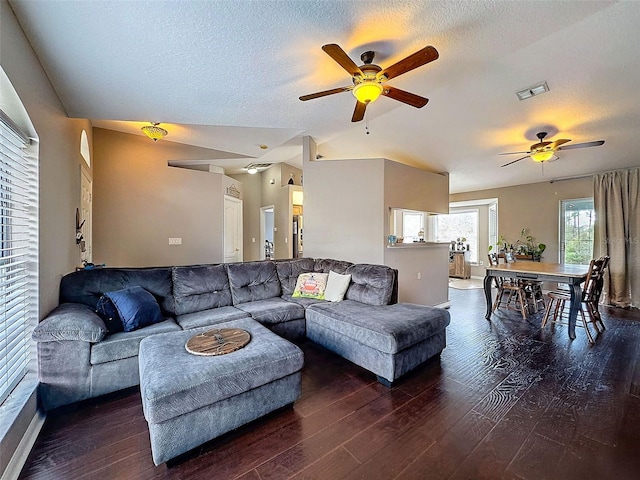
479,260,484,266
417,272,422,279
252,237,256,243
168,237,182,245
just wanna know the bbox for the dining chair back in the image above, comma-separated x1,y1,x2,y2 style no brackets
541,256,610,343
487,253,528,319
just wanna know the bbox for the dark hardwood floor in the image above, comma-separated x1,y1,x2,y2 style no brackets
19,287,640,480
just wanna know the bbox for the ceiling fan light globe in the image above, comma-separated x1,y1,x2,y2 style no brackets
531,150,555,162
352,82,383,104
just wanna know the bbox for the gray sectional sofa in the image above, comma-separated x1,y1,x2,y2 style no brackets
33,257,449,411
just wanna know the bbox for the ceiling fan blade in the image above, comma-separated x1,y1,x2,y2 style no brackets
299,86,351,101
547,139,571,150
557,140,605,150
383,86,429,108
322,44,363,77
498,150,533,156
500,155,530,167
378,46,439,81
352,101,367,122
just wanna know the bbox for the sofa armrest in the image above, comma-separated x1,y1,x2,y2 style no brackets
33,303,107,343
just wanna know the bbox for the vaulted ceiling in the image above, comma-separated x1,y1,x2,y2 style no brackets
9,0,640,193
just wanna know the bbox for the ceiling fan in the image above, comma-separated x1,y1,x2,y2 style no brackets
499,132,605,167
299,43,439,122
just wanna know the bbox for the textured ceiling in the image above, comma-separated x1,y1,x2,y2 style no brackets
9,0,640,193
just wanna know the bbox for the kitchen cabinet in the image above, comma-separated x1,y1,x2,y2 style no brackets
449,251,470,279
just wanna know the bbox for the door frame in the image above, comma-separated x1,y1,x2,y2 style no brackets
223,195,243,263
259,205,275,260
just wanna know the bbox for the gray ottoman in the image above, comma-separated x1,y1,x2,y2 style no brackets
306,301,450,386
138,317,304,465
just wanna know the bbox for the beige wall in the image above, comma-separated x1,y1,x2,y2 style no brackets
92,128,242,267
450,177,593,268
302,137,451,305
303,155,386,264
1,1,93,476
2,0,92,317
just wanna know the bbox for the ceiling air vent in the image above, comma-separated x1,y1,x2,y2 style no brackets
516,81,549,101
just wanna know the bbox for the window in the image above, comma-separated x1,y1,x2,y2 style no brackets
0,109,37,405
436,209,479,263
402,211,424,243
560,198,595,264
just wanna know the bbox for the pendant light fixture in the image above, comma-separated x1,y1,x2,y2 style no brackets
141,122,168,141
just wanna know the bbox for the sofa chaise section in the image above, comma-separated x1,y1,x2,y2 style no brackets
306,301,450,386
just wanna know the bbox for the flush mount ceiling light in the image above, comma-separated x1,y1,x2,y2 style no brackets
141,122,168,141
516,81,550,101
244,162,272,174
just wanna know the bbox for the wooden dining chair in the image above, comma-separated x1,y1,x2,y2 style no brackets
503,253,546,314
488,253,528,319
541,256,610,343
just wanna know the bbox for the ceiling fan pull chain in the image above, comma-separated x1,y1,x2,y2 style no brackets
365,110,370,135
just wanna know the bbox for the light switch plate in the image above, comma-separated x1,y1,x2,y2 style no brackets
168,237,182,245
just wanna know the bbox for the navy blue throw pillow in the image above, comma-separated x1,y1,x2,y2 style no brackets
96,294,124,334
105,286,164,332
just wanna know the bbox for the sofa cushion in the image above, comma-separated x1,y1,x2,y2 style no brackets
33,303,107,343
314,258,353,274
306,301,450,354
235,298,305,325
344,264,396,306
292,272,329,299
226,261,281,305
96,295,124,334
275,258,315,295
281,294,327,307
59,267,175,315
90,319,181,365
105,287,164,332
324,270,352,302
175,306,250,330
172,264,233,315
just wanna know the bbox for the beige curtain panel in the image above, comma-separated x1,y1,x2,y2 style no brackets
593,168,639,308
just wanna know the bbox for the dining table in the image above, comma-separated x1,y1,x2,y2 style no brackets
484,261,591,339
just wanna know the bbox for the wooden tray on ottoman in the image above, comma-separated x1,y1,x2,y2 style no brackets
185,328,250,356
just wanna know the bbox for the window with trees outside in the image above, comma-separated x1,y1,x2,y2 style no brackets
436,209,479,263
560,198,595,264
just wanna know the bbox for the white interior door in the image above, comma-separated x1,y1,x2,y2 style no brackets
80,168,92,262
224,195,243,263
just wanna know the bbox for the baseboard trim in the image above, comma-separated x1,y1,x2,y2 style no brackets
435,301,451,309
1,410,45,480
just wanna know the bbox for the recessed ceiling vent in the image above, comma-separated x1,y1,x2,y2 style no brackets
516,81,549,101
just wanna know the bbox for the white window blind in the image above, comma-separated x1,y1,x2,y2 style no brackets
0,109,37,405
